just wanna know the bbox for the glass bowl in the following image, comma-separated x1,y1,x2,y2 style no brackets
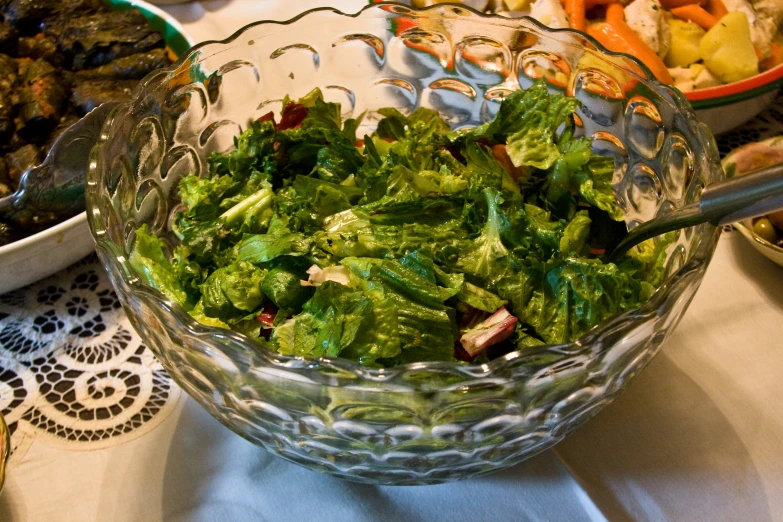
85,3,723,485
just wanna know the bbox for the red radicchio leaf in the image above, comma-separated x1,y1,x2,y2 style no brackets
256,111,276,125
256,303,278,328
459,307,517,358
276,103,308,131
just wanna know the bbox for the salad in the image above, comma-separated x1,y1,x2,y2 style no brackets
416,0,783,91
131,83,673,367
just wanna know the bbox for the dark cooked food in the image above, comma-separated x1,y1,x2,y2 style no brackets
75,49,171,80
17,58,67,142
3,0,59,34
71,79,135,115
0,53,18,91
0,221,23,246
0,90,14,144
0,22,19,55
52,10,164,70
0,157,11,197
0,0,174,245
5,144,41,185
18,34,61,65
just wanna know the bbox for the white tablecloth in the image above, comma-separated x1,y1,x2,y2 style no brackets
2,2,783,521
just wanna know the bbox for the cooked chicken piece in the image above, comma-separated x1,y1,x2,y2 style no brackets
751,0,783,58
752,0,783,25
669,64,722,91
624,0,671,58
529,0,569,29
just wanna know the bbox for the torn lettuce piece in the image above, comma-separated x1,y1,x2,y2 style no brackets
340,280,402,365
462,141,520,201
381,292,456,364
625,231,677,289
198,261,266,324
189,301,231,329
314,130,365,183
129,225,190,309
397,250,438,284
469,81,580,170
498,256,646,345
456,188,511,282
559,210,591,255
261,266,314,313
280,281,373,358
377,257,459,310
375,106,451,142
206,119,277,181
458,282,507,313
545,135,622,221
236,230,312,265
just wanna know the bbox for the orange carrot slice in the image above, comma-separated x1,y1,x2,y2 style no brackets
606,3,624,24
670,5,719,30
660,0,703,7
761,43,783,71
567,0,587,31
592,21,674,84
705,0,728,18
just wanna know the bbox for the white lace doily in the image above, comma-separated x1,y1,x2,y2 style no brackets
716,93,783,156
0,255,181,469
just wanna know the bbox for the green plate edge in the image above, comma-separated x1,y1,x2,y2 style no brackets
105,0,194,56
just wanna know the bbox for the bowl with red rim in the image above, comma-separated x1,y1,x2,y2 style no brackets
687,62,783,136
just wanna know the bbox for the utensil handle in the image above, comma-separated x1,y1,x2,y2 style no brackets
700,162,783,224
609,162,783,261
716,193,783,225
608,203,705,261
5,102,118,225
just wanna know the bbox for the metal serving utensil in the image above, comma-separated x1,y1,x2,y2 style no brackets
609,162,783,261
0,102,118,227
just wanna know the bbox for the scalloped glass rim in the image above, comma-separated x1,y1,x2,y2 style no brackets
88,2,723,384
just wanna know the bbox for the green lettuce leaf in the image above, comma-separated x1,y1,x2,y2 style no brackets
129,225,190,309
456,188,511,282
198,261,266,323
559,210,591,255
236,230,312,265
283,281,373,358
260,266,314,313
479,81,580,170
457,281,507,313
498,256,645,344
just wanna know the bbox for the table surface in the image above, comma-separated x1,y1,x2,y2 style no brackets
2,2,783,521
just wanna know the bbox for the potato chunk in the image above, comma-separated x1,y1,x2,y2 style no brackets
699,12,759,83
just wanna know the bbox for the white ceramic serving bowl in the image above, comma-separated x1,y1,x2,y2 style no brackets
722,135,783,268
688,63,783,136
0,0,194,295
